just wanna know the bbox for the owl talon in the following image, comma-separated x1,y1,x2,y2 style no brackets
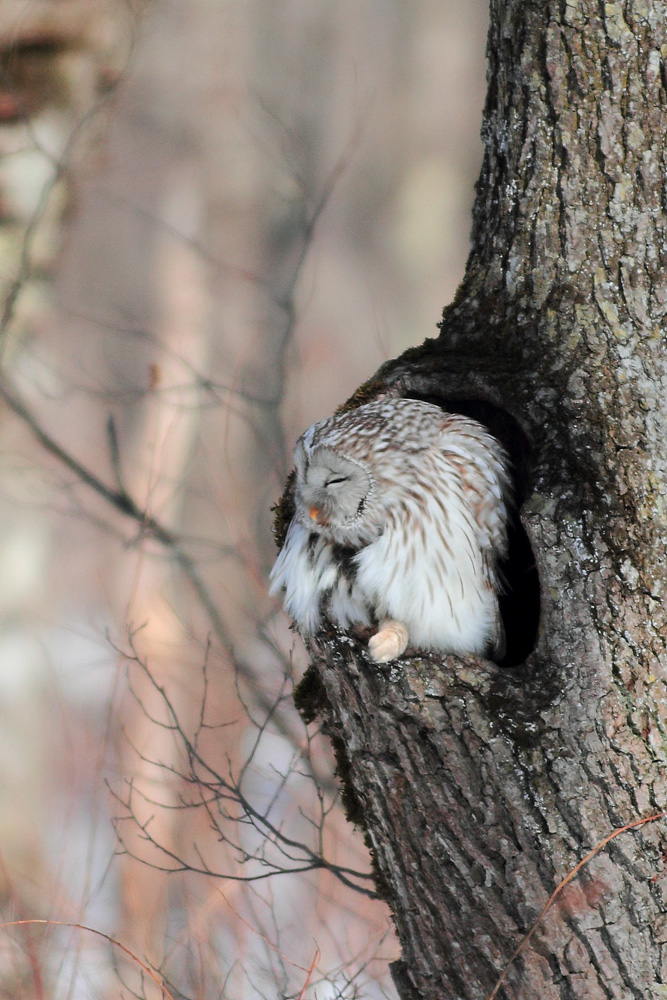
368,619,409,663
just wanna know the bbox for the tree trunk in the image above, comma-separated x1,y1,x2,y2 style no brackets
290,1,667,997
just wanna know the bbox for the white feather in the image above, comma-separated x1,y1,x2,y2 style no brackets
270,398,510,660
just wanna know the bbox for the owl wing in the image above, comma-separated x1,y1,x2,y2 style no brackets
437,418,510,563
463,469,508,659
443,421,510,660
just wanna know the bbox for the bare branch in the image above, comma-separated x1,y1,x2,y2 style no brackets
112,631,378,898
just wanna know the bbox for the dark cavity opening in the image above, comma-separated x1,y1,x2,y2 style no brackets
404,391,541,668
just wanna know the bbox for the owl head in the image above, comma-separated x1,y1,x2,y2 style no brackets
294,440,374,536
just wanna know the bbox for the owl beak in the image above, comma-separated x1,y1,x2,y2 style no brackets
309,506,328,526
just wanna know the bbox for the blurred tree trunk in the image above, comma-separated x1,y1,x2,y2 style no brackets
297,1,667,997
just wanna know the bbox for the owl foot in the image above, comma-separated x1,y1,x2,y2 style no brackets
368,619,409,663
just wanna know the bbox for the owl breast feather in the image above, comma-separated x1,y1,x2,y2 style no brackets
269,521,373,634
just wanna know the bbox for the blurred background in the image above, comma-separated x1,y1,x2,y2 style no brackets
0,1,487,996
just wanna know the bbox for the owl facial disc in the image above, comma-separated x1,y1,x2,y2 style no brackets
297,447,371,530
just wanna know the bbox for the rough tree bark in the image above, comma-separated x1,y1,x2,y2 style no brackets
281,2,667,998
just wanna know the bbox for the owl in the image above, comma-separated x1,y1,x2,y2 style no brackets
270,397,511,663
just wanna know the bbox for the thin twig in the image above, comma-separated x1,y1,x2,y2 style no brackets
487,810,667,1000
216,887,318,975
0,371,309,752
0,919,175,1000
297,945,322,1000
121,642,377,893
0,375,244,670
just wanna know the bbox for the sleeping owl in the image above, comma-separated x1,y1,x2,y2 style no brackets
270,397,511,663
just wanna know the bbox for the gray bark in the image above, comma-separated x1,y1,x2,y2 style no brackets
289,1,667,997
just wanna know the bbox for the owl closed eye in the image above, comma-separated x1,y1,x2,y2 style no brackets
297,448,371,531
270,397,511,663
